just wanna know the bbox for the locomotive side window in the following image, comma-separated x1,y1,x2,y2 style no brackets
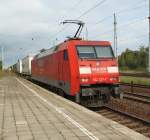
64,50,68,60
77,46,96,58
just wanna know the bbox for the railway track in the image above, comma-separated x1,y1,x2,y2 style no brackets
97,106,150,138
120,82,150,103
123,92,150,104
98,97,150,138
120,72,150,78
105,104,150,124
120,82,150,89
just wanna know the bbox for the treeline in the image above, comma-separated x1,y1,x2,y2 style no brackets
0,61,2,70
118,46,148,71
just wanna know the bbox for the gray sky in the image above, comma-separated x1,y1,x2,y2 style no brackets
0,0,149,68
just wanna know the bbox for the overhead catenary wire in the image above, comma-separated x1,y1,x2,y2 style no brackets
88,0,147,28
91,16,147,39
117,34,148,55
76,0,107,19
61,0,84,20
48,0,85,43
49,0,147,47
118,33,148,43
49,0,107,43
117,2,146,15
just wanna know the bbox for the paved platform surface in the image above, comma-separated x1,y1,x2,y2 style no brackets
0,76,149,140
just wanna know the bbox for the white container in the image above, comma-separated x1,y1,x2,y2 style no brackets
22,55,34,75
17,59,22,74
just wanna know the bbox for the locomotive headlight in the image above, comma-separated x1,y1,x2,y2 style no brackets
84,78,89,82
110,78,113,81
81,78,85,82
81,78,89,82
107,67,118,73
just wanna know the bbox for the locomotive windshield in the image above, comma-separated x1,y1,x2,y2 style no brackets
77,46,114,59
77,46,96,58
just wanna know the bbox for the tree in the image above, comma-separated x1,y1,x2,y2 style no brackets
118,46,148,71
118,53,125,67
138,46,148,69
0,61,2,70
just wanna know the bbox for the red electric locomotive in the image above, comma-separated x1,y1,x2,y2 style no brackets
31,20,121,107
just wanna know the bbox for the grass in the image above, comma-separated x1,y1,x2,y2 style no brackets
120,76,150,86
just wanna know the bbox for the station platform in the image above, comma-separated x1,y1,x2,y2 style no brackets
0,76,149,140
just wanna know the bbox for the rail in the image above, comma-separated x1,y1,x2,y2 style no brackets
104,105,150,124
123,92,150,104
96,106,150,138
120,82,150,89
105,98,150,124
120,72,150,78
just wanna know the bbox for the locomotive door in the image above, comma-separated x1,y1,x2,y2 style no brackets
58,50,68,88
58,51,64,86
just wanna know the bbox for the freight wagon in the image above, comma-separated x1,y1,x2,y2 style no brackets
10,63,17,72
22,55,35,76
16,59,22,74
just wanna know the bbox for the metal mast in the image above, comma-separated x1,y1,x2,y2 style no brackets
148,0,150,72
114,13,117,58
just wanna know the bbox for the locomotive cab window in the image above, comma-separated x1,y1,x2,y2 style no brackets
95,46,114,58
77,46,114,59
77,46,96,59
63,50,68,60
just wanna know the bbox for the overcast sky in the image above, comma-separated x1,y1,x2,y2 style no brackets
0,0,149,68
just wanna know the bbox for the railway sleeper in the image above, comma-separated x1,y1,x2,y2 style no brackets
125,123,142,129
103,114,120,118
134,127,150,133
143,132,150,137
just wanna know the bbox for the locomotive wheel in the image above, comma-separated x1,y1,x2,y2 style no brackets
75,93,80,103
111,86,122,98
59,89,64,97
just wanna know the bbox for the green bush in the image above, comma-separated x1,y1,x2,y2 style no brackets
118,46,148,72
0,61,2,70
